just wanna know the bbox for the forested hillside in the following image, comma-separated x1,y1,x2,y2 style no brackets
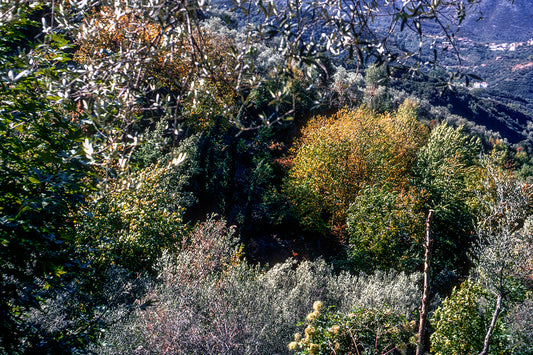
1,1,532,354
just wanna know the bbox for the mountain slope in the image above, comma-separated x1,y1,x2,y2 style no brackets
462,0,533,42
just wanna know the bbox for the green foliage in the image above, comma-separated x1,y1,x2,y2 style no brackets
0,11,96,351
2,0,529,353
416,123,481,204
132,119,290,235
364,64,393,113
430,280,507,355
76,161,188,272
414,122,482,274
0,3,41,55
470,159,533,353
329,65,364,108
198,130,235,214
133,123,203,212
346,185,426,272
74,2,242,131
505,298,533,353
243,65,318,125
475,159,532,290
365,64,391,88
132,120,239,222
288,302,416,354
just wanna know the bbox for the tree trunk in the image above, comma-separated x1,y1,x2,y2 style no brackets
416,210,434,355
479,292,503,355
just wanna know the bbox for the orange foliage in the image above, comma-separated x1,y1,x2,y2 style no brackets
285,100,429,234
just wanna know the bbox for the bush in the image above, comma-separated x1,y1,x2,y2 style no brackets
288,302,416,354
27,266,151,354
430,280,507,355
414,122,482,275
96,217,421,354
346,185,426,272
0,13,92,351
505,298,533,353
76,161,188,272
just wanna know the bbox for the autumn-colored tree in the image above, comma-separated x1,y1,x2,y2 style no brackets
285,100,428,234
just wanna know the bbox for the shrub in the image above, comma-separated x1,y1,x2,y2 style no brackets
96,217,421,354
414,122,482,275
346,185,427,272
329,65,364,108
27,266,151,354
0,13,92,351
364,63,393,113
288,302,416,354
430,280,507,355
132,124,204,213
505,298,533,353
76,161,188,272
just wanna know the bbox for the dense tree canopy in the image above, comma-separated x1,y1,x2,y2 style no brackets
1,0,532,353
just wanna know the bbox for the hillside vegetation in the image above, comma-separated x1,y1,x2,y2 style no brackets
1,1,532,354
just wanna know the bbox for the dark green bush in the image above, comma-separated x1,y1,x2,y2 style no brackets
0,13,93,351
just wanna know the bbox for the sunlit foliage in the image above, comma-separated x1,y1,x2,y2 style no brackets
346,185,427,272
75,6,240,131
0,6,93,351
430,280,507,355
472,158,533,354
285,100,428,234
414,122,482,274
96,227,421,354
1,0,530,353
289,301,416,354
76,161,188,272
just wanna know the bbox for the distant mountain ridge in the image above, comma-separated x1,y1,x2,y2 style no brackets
209,0,533,147
462,0,533,42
